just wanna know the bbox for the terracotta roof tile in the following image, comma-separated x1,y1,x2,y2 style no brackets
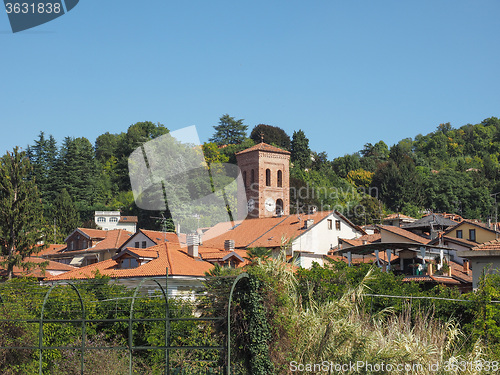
379,225,430,244
235,142,290,156
92,229,132,250
119,216,138,223
202,211,340,249
472,238,500,251
0,257,76,279
383,213,415,220
35,244,66,256
140,229,181,244
45,242,214,281
78,228,108,239
340,233,381,247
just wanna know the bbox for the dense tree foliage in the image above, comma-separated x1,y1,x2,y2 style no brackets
249,124,291,150
20,115,500,242
290,129,311,170
0,148,46,279
209,114,248,145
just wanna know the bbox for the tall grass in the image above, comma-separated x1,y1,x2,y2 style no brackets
253,259,492,374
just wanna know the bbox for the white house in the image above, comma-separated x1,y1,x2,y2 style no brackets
94,211,138,232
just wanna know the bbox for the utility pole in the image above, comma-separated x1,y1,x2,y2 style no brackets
491,193,500,239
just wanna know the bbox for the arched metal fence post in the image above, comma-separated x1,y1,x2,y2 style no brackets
39,282,85,375
129,277,169,375
226,272,249,375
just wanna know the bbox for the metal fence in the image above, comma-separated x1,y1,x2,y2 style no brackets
0,272,249,375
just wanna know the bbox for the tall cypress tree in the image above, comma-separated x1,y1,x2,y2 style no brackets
0,147,45,280
291,129,311,170
51,188,80,240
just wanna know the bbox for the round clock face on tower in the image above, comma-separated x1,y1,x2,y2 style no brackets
265,198,276,212
247,198,255,213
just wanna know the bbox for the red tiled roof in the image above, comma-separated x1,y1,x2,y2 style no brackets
45,242,214,281
441,236,478,248
119,216,138,223
35,244,66,256
203,211,339,249
383,213,415,221
340,233,381,247
0,257,76,279
140,229,181,244
92,229,132,250
235,142,290,156
379,225,430,244
402,275,462,285
472,238,500,251
78,228,108,239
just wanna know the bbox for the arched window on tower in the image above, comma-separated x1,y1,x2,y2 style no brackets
277,170,282,187
243,171,247,187
266,169,271,186
276,199,284,216
251,169,255,184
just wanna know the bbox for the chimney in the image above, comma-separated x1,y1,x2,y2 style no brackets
224,239,235,252
304,219,314,229
308,205,317,214
428,263,433,276
187,234,199,258
463,260,470,275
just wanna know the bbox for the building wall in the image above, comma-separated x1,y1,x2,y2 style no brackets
380,230,417,243
447,223,496,244
95,211,136,232
470,258,500,289
121,232,157,250
292,213,361,256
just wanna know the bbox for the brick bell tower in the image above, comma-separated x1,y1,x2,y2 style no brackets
235,141,290,218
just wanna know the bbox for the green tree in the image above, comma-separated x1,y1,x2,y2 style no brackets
249,124,291,150
27,131,58,203
51,189,80,239
209,114,248,145
56,137,101,208
290,129,311,170
0,147,46,280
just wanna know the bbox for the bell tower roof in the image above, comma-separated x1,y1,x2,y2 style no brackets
235,142,290,156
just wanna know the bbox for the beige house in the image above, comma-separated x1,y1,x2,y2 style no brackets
458,239,500,289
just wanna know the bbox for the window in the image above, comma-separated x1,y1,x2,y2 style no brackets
335,220,341,230
243,171,247,187
83,240,87,249
456,230,463,239
469,229,476,241
70,241,74,250
327,219,333,230
110,217,118,223
134,241,139,248
121,258,139,269
142,241,147,248
266,169,271,186
276,199,283,215
277,170,283,187
251,169,255,183
97,217,106,223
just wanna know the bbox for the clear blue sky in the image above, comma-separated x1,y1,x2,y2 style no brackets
1,0,499,159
